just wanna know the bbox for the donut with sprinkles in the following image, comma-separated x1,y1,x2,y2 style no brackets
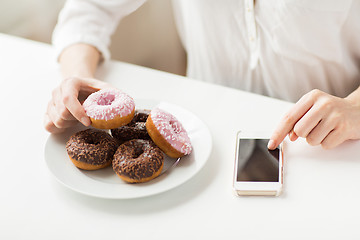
146,108,192,158
83,88,135,129
112,139,164,183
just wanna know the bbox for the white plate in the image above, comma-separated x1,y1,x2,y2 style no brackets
44,100,212,199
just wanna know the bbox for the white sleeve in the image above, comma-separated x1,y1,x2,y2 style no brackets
52,0,146,61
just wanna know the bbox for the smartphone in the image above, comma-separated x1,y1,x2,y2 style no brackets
233,131,284,196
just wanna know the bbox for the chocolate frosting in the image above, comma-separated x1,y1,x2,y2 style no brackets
66,128,119,165
112,139,164,180
111,109,150,143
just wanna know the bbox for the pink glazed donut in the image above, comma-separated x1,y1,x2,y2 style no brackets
146,108,192,158
83,88,135,129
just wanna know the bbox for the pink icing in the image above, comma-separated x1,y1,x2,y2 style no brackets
83,88,135,120
150,108,192,155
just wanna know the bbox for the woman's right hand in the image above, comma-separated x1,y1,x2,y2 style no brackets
44,77,112,133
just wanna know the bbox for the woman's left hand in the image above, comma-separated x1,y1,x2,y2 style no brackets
268,89,360,150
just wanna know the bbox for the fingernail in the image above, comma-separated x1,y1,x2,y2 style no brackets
81,117,91,126
267,139,276,150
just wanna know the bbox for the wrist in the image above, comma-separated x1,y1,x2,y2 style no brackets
344,86,360,107
59,43,100,79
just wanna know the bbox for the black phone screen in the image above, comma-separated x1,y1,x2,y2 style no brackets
236,139,280,182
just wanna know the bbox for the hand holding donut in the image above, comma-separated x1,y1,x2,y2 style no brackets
44,77,112,133
268,89,360,150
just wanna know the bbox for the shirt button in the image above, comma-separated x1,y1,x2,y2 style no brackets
247,7,251,12
250,36,255,41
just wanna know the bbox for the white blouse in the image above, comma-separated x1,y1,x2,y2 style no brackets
53,0,360,102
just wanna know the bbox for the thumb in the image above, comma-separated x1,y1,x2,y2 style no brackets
80,77,114,95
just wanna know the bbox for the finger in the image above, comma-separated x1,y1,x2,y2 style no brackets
46,100,60,127
306,119,335,146
288,129,298,141
44,113,65,134
78,77,113,100
292,105,323,138
61,79,91,126
52,88,77,121
81,77,113,91
44,114,63,133
47,100,78,129
269,94,315,149
321,129,346,149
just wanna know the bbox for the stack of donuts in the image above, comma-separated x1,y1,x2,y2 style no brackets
66,88,192,183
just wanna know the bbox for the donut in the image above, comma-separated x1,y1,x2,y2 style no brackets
131,109,150,122
112,139,164,183
146,108,192,158
66,128,119,170
111,109,150,144
82,88,135,129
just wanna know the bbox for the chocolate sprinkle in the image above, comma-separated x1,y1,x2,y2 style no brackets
112,139,164,181
111,109,150,143
66,129,119,165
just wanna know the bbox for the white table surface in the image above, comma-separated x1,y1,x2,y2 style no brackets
1,33,360,240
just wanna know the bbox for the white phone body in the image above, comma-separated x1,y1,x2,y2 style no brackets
233,131,284,196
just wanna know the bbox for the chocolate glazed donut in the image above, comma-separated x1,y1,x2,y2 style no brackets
111,109,150,143
112,139,164,183
66,129,119,170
